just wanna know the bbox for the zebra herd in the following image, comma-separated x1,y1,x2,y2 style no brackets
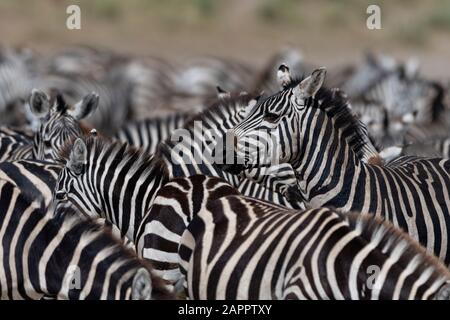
1,45,450,300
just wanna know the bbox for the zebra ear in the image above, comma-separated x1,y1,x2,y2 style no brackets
69,92,99,120
277,63,292,88
294,67,327,100
132,268,152,300
435,283,450,300
29,89,50,118
68,138,87,175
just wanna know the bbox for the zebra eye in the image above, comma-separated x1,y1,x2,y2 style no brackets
43,140,51,148
264,112,280,123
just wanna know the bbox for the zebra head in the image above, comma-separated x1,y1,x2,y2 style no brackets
54,137,102,216
231,65,326,169
28,89,99,161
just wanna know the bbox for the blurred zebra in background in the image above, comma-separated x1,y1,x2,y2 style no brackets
0,89,98,162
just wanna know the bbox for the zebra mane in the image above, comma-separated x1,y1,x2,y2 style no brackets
343,211,450,281
59,135,169,179
47,206,172,298
308,84,380,163
182,92,257,130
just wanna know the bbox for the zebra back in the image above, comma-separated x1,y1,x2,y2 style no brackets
173,176,450,300
0,159,61,207
115,113,191,155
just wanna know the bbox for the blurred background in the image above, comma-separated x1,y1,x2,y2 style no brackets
1,0,450,79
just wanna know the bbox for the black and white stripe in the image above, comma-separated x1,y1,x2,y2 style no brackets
0,90,97,162
115,113,190,155
137,175,450,300
232,66,450,265
0,178,172,300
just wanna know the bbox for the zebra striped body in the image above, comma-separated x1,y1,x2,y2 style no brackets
0,158,134,249
0,160,61,207
115,113,190,155
135,175,241,283
138,175,450,300
54,134,301,283
0,179,171,300
0,127,34,162
232,66,450,265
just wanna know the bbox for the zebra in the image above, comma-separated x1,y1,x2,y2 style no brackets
35,72,129,136
118,57,178,120
363,82,446,149
53,130,301,280
113,87,251,155
0,179,172,300
342,56,447,150
0,46,34,127
31,45,132,134
154,90,303,208
35,45,123,81
172,56,254,98
168,175,450,300
115,112,191,155
335,52,398,98
0,157,135,249
0,126,34,162
54,135,169,246
51,92,306,284
0,89,98,162
0,159,61,207
231,65,450,265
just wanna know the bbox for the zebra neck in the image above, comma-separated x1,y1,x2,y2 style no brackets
84,150,168,242
158,137,241,187
157,96,250,187
289,104,380,207
292,116,363,207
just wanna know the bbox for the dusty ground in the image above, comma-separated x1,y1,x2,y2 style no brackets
1,0,449,80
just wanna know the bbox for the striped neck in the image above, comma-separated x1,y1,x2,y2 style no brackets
156,94,256,187
61,137,168,242
292,106,363,206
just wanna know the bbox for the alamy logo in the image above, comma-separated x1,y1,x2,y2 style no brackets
66,5,81,30
366,5,382,30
